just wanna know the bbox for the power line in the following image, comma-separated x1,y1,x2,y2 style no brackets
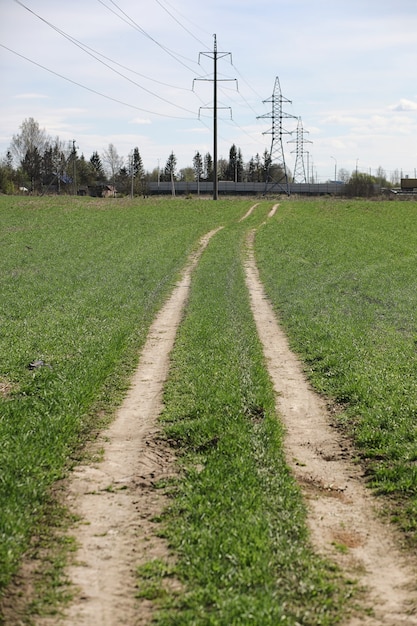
13,0,188,91
0,43,195,120
153,0,207,48
96,0,202,74
13,0,196,114
154,0,212,41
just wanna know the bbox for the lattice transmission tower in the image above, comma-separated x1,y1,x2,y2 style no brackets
288,117,312,183
257,76,296,195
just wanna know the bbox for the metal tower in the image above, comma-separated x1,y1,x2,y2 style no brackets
257,76,296,195
288,117,312,183
195,35,234,200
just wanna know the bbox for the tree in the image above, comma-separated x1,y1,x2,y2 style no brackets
102,144,123,193
225,144,244,182
127,147,145,196
344,171,376,197
0,152,15,194
9,117,48,167
193,152,203,183
179,167,195,182
338,168,350,183
77,154,95,186
163,151,177,182
217,158,227,180
246,153,263,182
203,152,213,181
41,138,68,191
9,118,51,191
246,157,256,182
22,146,42,192
391,169,400,186
90,151,105,181
262,149,272,181
375,166,391,188
115,165,130,195
132,147,144,179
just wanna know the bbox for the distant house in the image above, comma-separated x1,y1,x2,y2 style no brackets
87,184,117,198
102,185,116,197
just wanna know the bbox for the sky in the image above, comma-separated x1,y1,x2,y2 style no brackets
1,0,417,182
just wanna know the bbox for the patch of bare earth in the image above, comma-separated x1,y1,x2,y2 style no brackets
36,230,220,626
244,226,417,625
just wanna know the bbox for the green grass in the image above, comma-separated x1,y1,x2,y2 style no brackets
0,195,243,597
255,198,417,538
5,195,417,623
155,206,349,624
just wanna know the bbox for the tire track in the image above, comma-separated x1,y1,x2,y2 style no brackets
244,224,417,625
52,229,221,626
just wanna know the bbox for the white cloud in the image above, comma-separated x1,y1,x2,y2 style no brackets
390,99,417,112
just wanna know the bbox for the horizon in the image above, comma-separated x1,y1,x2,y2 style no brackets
1,0,417,182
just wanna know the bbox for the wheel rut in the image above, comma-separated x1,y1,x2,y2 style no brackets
244,225,417,626
31,203,417,625
46,229,220,626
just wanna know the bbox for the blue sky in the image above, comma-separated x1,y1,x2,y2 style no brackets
1,0,417,181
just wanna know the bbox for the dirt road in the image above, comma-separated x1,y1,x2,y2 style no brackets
244,227,417,625
37,205,417,624
50,230,220,626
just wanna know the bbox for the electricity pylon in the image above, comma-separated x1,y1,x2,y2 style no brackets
257,76,296,195
288,117,312,183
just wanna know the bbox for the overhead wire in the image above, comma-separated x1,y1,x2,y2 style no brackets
153,0,208,48
0,43,195,120
13,0,198,114
96,0,204,74
146,0,268,144
10,0,271,161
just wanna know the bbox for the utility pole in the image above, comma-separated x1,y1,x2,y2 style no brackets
72,140,77,196
195,35,234,200
130,152,134,199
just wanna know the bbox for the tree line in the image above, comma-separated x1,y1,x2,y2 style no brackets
0,117,396,196
0,118,285,195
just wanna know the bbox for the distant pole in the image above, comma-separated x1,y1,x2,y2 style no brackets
213,35,218,200
195,35,234,201
72,140,77,195
130,153,134,199
171,169,175,196
331,156,337,181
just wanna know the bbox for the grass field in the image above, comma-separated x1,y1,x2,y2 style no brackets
0,196,242,595
255,198,417,538
2,195,417,623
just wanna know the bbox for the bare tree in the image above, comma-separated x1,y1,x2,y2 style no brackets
102,143,123,193
10,117,48,167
